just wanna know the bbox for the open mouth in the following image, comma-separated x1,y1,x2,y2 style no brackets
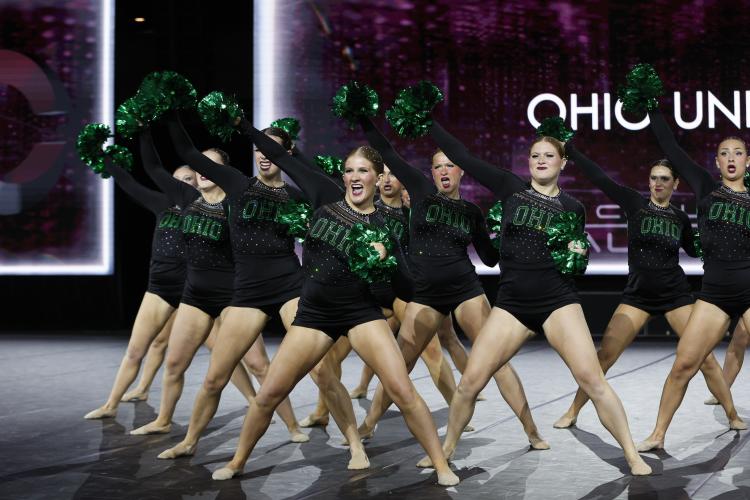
351,183,364,196
536,166,548,171
258,160,272,171
382,184,392,192
199,175,208,181
440,176,450,188
654,187,663,192
728,165,737,174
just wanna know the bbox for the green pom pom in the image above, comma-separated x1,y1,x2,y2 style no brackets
314,155,344,176
331,81,379,129
137,71,197,122
386,81,444,138
270,117,300,140
346,223,398,284
105,144,134,172
115,97,146,140
536,117,575,143
693,231,704,261
745,171,750,190
617,63,665,114
274,199,312,242
546,212,590,276
76,123,112,176
487,201,504,249
197,91,245,142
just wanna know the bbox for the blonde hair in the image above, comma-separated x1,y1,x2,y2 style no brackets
345,145,384,174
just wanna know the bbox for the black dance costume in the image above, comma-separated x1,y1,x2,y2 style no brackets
370,198,415,308
430,121,583,333
169,117,305,317
140,131,233,318
106,163,185,308
252,129,395,340
650,110,750,319
566,143,697,314
360,117,497,316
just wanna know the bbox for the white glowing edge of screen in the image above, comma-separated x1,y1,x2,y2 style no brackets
0,0,114,275
474,262,703,275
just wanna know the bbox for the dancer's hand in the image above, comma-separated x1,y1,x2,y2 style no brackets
370,242,387,260
568,240,588,255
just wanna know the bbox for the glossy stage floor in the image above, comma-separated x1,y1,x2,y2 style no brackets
0,334,747,499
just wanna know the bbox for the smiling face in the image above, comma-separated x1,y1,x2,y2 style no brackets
649,164,678,204
254,133,284,181
379,165,403,200
715,138,749,183
431,151,462,197
528,138,566,185
344,155,379,209
172,166,197,187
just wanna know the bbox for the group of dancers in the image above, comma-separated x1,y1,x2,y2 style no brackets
82,77,748,486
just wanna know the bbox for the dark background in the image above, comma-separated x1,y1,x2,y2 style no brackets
1,0,718,337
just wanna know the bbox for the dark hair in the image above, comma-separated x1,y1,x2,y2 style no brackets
345,145,384,175
205,147,230,165
262,127,293,150
172,164,192,174
529,136,566,158
649,159,678,180
717,136,748,154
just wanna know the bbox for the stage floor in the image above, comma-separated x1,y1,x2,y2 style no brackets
0,334,747,499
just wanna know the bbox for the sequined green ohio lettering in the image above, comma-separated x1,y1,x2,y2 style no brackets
309,218,354,254
241,198,278,221
708,201,750,228
640,216,681,240
181,214,224,241
425,204,471,233
158,212,181,229
511,205,555,231
384,218,405,241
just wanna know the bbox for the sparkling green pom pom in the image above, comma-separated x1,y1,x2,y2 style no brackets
617,63,665,114
270,117,300,140
331,81,379,129
536,117,575,143
137,71,197,122
346,223,398,284
745,171,750,190
76,123,112,175
197,91,245,142
386,81,444,138
274,199,312,242
487,201,504,249
546,212,590,275
115,97,146,140
105,144,134,172
693,231,704,261
314,155,344,176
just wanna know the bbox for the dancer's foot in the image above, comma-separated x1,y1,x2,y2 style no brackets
529,432,550,450
212,464,242,480
289,428,310,443
463,424,475,432
84,406,117,419
636,436,664,452
299,413,329,428
347,448,370,470
357,423,375,440
704,396,719,405
416,447,454,468
627,453,653,476
157,441,196,459
121,389,148,402
349,387,368,399
552,413,577,429
476,392,487,402
130,420,171,435
437,469,460,486
730,417,748,430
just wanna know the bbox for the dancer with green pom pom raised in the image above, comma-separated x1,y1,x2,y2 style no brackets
414,84,652,475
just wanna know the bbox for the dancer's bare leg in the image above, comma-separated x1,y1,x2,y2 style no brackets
203,320,258,403
639,301,747,451
348,320,458,486
212,327,367,480
454,295,547,449
554,304,649,428
130,304,216,435
420,334,457,406
437,314,486,400
85,293,174,419
300,335,351,427
705,321,748,404
350,312,401,398
121,311,175,402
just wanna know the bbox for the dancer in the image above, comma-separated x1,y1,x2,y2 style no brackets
129,131,256,435
705,323,748,404
553,144,741,429
157,116,314,458
418,119,651,475
211,129,458,486
637,108,748,451
84,163,196,419
355,116,547,449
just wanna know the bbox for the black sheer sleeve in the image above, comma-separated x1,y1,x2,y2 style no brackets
139,129,198,207
105,159,171,215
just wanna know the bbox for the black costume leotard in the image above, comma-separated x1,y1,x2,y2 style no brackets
252,128,397,339
106,163,185,308
430,121,584,333
369,197,415,308
566,143,697,314
650,110,750,319
360,117,497,316
140,131,233,318
169,117,305,317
